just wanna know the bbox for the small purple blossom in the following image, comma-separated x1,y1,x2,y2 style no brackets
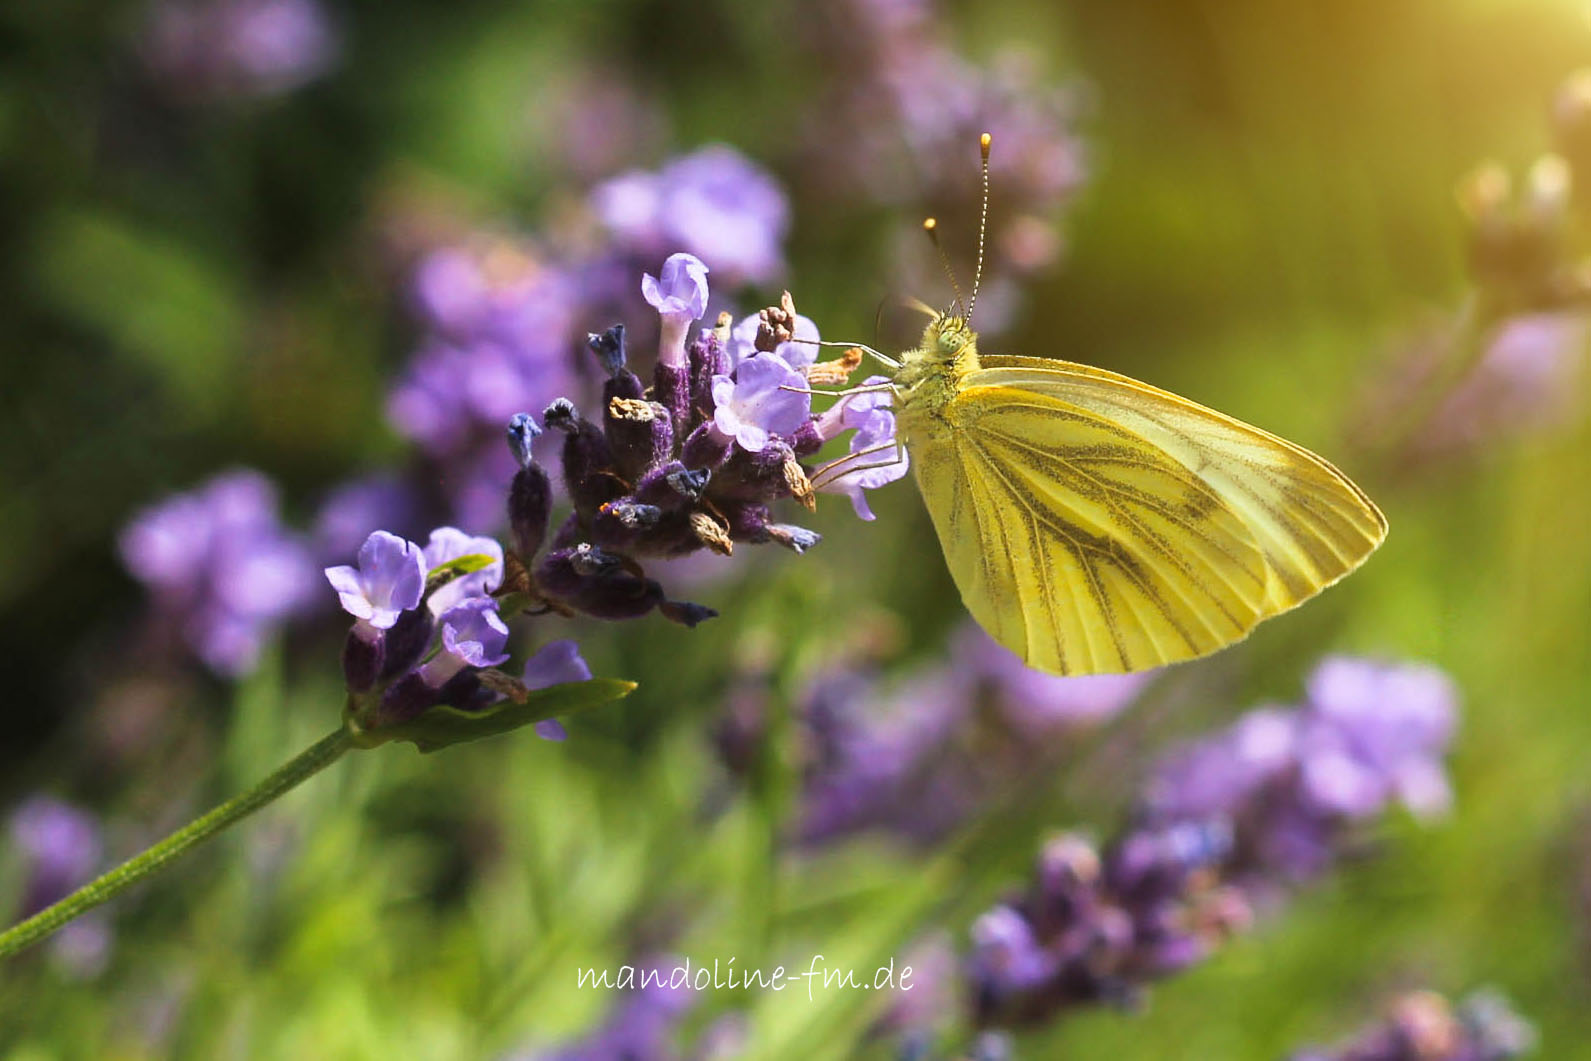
324,531,426,630
421,527,505,616
641,252,711,321
711,353,810,452
119,469,318,675
436,598,511,672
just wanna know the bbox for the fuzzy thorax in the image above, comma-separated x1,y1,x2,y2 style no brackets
895,315,982,423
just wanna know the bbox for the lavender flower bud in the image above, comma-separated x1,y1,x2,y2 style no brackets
713,439,804,503
587,324,629,378
632,461,709,509
659,599,718,627
765,523,822,554
791,418,825,457
509,459,552,561
590,499,664,550
506,412,541,470
681,422,732,470
545,397,623,517
605,397,674,480
435,670,496,712
593,325,645,408
341,623,385,693
535,545,666,621
653,361,692,441
378,604,436,681
724,501,770,542
666,465,711,501
687,331,730,433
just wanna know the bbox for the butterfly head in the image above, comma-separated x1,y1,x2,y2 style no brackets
925,313,977,361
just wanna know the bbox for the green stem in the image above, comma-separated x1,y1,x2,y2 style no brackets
0,726,353,961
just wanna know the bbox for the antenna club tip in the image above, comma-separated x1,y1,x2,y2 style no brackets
980,132,992,154
922,217,937,231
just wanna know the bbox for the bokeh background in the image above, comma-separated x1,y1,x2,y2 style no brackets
3,0,1591,1056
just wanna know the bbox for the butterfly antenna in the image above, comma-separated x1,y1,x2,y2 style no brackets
922,217,965,317
967,132,992,325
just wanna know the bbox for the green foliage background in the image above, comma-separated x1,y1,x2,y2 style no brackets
2,0,1590,1056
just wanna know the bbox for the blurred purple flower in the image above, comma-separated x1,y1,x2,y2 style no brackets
711,354,810,452
964,656,1459,1028
8,798,112,977
969,905,1057,993
120,469,318,675
1299,656,1457,820
324,531,426,630
523,640,591,689
953,626,1152,733
9,799,100,916
800,0,1086,325
388,240,580,498
594,146,790,285
523,958,696,1061
312,475,423,562
1428,311,1590,453
1288,989,1536,1061
789,622,1147,847
1146,657,1457,883
140,0,337,102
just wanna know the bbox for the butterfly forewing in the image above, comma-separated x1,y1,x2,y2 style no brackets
969,356,1388,613
906,355,1386,676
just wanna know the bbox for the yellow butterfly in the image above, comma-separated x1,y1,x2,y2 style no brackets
824,135,1386,676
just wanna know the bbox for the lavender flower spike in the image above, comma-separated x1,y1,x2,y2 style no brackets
324,531,426,630
642,252,710,369
710,353,809,452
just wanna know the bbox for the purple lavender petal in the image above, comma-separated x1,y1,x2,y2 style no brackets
522,639,592,689
324,531,426,629
641,252,711,320
437,598,511,668
710,353,809,452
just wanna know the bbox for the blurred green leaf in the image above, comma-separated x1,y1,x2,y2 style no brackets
31,209,244,417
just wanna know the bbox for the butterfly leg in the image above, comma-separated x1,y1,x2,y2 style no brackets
809,438,906,490
778,382,900,399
